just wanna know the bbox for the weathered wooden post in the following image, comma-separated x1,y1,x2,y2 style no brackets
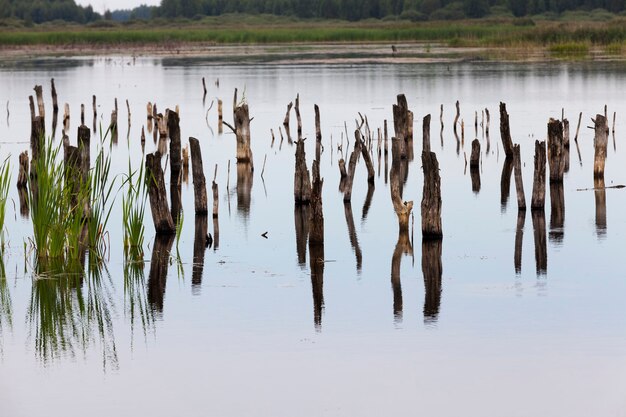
453,100,460,136
294,94,302,140
283,101,293,142
499,102,514,159
593,114,608,179
168,111,182,222
189,137,208,215
342,136,361,202
217,99,223,134
51,78,58,114
145,153,175,235
357,130,375,184
212,166,219,219
513,144,526,210
547,118,565,183
77,125,91,215
314,104,322,162
423,114,431,153
393,94,411,159
294,139,312,204
531,140,546,210
470,139,480,168
34,85,45,126
421,150,442,238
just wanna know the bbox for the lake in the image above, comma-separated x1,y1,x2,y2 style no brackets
1,55,626,417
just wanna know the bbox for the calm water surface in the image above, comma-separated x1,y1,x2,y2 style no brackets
1,57,626,416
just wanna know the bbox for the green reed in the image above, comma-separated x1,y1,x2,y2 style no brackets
0,157,11,250
122,157,147,259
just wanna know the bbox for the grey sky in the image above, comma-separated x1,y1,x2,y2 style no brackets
75,0,160,13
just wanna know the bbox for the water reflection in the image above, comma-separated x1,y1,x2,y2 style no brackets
124,254,154,345
0,255,11,356
361,183,375,222
236,162,253,218
147,234,175,313
422,239,443,324
532,210,548,275
28,256,118,370
470,164,481,194
192,215,208,294
500,158,513,211
514,210,525,274
294,205,310,267
390,230,412,323
343,202,362,272
549,182,565,244
594,177,607,238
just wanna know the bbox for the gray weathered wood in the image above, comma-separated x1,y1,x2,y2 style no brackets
513,144,526,210
499,102,514,159
189,137,208,215
146,152,175,235
421,151,442,238
531,140,546,210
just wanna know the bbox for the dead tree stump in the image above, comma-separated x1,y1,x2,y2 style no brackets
343,137,361,202
309,159,324,246
146,153,175,235
77,125,91,215
499,102,514,159
357,130,375,184
453,100,460,136
470,139,480,168
295,94,302,140
34,85,45,125
421,151,442,238
294,140,312,204
17,151,29,187
547,118,565,183
393,94,410,159
593,114,609,179
189,137,208,215
423,114,431,153
531,140,546,210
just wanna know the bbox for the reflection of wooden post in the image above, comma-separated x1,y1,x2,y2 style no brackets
189,137,208,215
17,151,29,187
192,215,208,293
344,201,362,271
470,163,480,194
147,234,175,312
485,107,490,136
563,118,570,148
92,95,97,132
594,176,606,237
547,118,565,183
531,140,546,209
499,102,514,159
146,153,175,235
236,162,253,216
294,205,310,266
391,230,412,323
422,239,442,322
294,140,311,204
593,114,608,179
514,210,525,274
531,210,547,275
513,144,526,210
421,151,442,238
549,182,564,244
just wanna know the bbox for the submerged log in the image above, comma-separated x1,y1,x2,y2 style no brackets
531,140,547,210
499,102,514,159
513,144,526,210
189,137,208,215
547,118,565,183
294,139,312,204
593,114,609,179
421,151,442,238
146,152,175,235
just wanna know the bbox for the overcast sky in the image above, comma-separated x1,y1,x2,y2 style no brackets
75,0,160,13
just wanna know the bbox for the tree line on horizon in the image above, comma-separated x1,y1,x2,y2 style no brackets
2,0,625,25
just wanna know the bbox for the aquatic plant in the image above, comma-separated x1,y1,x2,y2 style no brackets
122,157,147,259
0,157,11,250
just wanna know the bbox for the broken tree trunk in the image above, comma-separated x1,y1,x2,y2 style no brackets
34,85,45,125
217,99,223,134
168,111,182,223
30,116,44,162
146,152,175,235
51,78,58,113
189,137,208,215
423,114,431,153
357,130,375,184
453,100,460,136
233,103,253,164
421,151,442,238
563,118,570,148
343,136,361,202
499,102,514,159
309,159,324,246
17,151,28,187
392,94,410,159
470,139,480,168
314,104,322,162
294,139,312,204
295,94,302,140
547,118,565,183
531,140,547,210
513,144,526,210
593,114,609,179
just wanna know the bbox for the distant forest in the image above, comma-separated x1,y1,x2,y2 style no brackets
2,0,626,24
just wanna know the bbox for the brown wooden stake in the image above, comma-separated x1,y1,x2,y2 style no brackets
593,114,609,179
110,109,118,142
547,118,565,183
50,78,58,114
574,111,582,143
531,140,546,210
230,102,253,164
393,94,410,159
421,151,442,238
314,104,322,162
182,145,189,184
30,116,44,163
384,119,389,156
77,124,91,215
470,138,480,168
453,100,460,136
309,158,324,245
126,99,131,127
485,107,490,136
146,152,175,234
283,101,293,140
294,139,312,204
612,111,616,133
212,165,219,219
34,85,45,124
513,144,526,210
499,102,514,159
439,104,444,131
295,94,302,140
343,136,361,202
563,118,570,148
423,114,431,153
189,137,208,215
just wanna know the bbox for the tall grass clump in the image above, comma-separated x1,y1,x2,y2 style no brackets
122,158,147,259
0,158,11,250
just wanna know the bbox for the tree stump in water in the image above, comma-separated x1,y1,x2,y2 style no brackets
393,94,411,159
146,153,175,235
342,136,361,202
421,151,442,238
309,159,324,246
513,144,526,210
470,139,480,168
423,114,431,153
17,151,29,187
499,102,514,159
294,139,312,204
34,85,45,125
593,114,609,179
547,118,565,183
531,140,546,210
234,103,253,164
77,125,91,216
357,130,375,184
189,137,208,215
